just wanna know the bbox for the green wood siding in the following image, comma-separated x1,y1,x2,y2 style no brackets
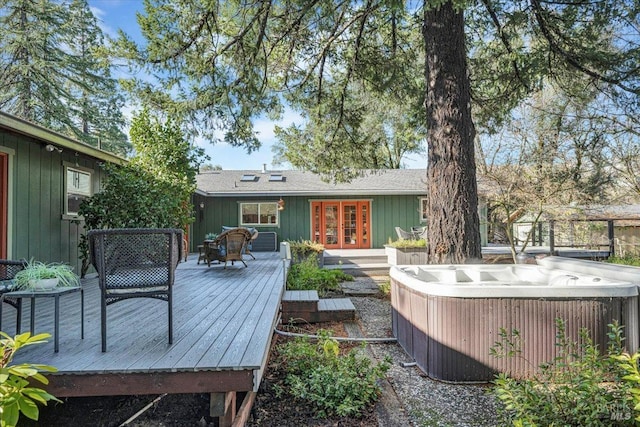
0,129,106,272
191,194,426,250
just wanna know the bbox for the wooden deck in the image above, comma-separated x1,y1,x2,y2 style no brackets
4,252,285,398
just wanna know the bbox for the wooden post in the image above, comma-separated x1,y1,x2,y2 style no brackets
608,220,615,257
549,220,555,255
537,222,543,246
210,391,236,427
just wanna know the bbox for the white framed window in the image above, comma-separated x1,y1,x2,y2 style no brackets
65,166,92,216
420,197,428,222
240,202,278,226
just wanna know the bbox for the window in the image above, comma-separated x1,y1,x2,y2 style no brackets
420,198,428,222
241,174,257,182
241,202,278,226
269,174,284,182
65,166,92,216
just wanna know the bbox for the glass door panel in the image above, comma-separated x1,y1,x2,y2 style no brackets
342,204,358,248
361,203,369,247
312,203,322,243
324,204,339,248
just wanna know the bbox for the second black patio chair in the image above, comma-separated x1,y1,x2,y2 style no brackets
0,259,27,333
88,228,183,352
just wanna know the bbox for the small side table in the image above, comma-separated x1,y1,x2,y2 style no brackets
0,286,84,352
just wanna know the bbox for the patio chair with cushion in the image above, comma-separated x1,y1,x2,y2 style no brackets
204,227,252,268
0,259,27,333
221,226,258,260
88,228,183,352
395,226,416,240
411,226,428,240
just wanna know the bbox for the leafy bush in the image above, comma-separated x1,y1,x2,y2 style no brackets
0,332,60,427
286,257,352,295
276,330,390,418
78,110,205,277
492,319,637,426
287,239,325,266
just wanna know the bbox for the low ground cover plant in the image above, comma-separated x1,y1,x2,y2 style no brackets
273,329,390,418
386,238,427,248
0,332,60,427
286,257,352,295
492,319,639,426
606,255,640,267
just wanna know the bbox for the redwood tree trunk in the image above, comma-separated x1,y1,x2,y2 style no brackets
423,2,482,263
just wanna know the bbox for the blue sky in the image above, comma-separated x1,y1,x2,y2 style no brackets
88,0,427,171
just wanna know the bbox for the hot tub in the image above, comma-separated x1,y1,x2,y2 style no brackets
390,258,640,382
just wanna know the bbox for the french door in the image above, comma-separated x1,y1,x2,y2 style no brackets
311,201,371,249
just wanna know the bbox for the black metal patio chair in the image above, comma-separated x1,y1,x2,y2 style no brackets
88,228,183,352
0,259,27,334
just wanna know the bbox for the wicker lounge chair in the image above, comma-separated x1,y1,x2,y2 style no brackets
0,259,27,333
204,228,252,268
221,226,258,260
88,228,183,352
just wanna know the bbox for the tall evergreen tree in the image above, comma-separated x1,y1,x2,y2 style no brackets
112,0,640,263
63,0,129,155
0,0,129,156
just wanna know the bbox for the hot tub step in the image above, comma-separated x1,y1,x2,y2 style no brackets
316,298,356,322
282,290,319,312
281,291,356,323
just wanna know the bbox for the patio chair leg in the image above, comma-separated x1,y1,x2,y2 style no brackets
16,299,22,334
101,300,107,352
168,295,173,345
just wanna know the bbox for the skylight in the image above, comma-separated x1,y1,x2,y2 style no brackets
241,174,257,182
269,174,284,182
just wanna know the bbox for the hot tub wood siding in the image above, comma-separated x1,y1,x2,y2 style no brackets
391,277,636,382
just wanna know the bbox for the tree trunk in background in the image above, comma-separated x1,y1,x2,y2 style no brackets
424,2,482,263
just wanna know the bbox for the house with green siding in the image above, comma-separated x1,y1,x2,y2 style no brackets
192,167,488,251
0,111,125,272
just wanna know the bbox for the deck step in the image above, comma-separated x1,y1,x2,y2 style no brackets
282,290,319,312
281,291,356,324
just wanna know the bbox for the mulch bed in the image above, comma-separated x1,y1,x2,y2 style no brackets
22,321,379,427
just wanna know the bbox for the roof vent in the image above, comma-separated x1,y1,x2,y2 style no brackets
262,163,267,173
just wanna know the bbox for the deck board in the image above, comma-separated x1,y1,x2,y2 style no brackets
5,252,285,396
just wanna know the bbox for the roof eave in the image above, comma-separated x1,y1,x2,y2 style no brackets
197,190,427,197
0,111,128,165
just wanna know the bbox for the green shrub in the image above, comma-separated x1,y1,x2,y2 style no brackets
286,257,352,295
606,255,640,267
378,280,391,297
276,330,390,418
492,319,636,426
287,239,324,257
0,332,60,427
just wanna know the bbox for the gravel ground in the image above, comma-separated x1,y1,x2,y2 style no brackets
348,277,501,427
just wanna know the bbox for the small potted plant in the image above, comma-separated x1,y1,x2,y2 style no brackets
14,259,80,291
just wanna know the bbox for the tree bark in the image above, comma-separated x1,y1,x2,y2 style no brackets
424,2,482,263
